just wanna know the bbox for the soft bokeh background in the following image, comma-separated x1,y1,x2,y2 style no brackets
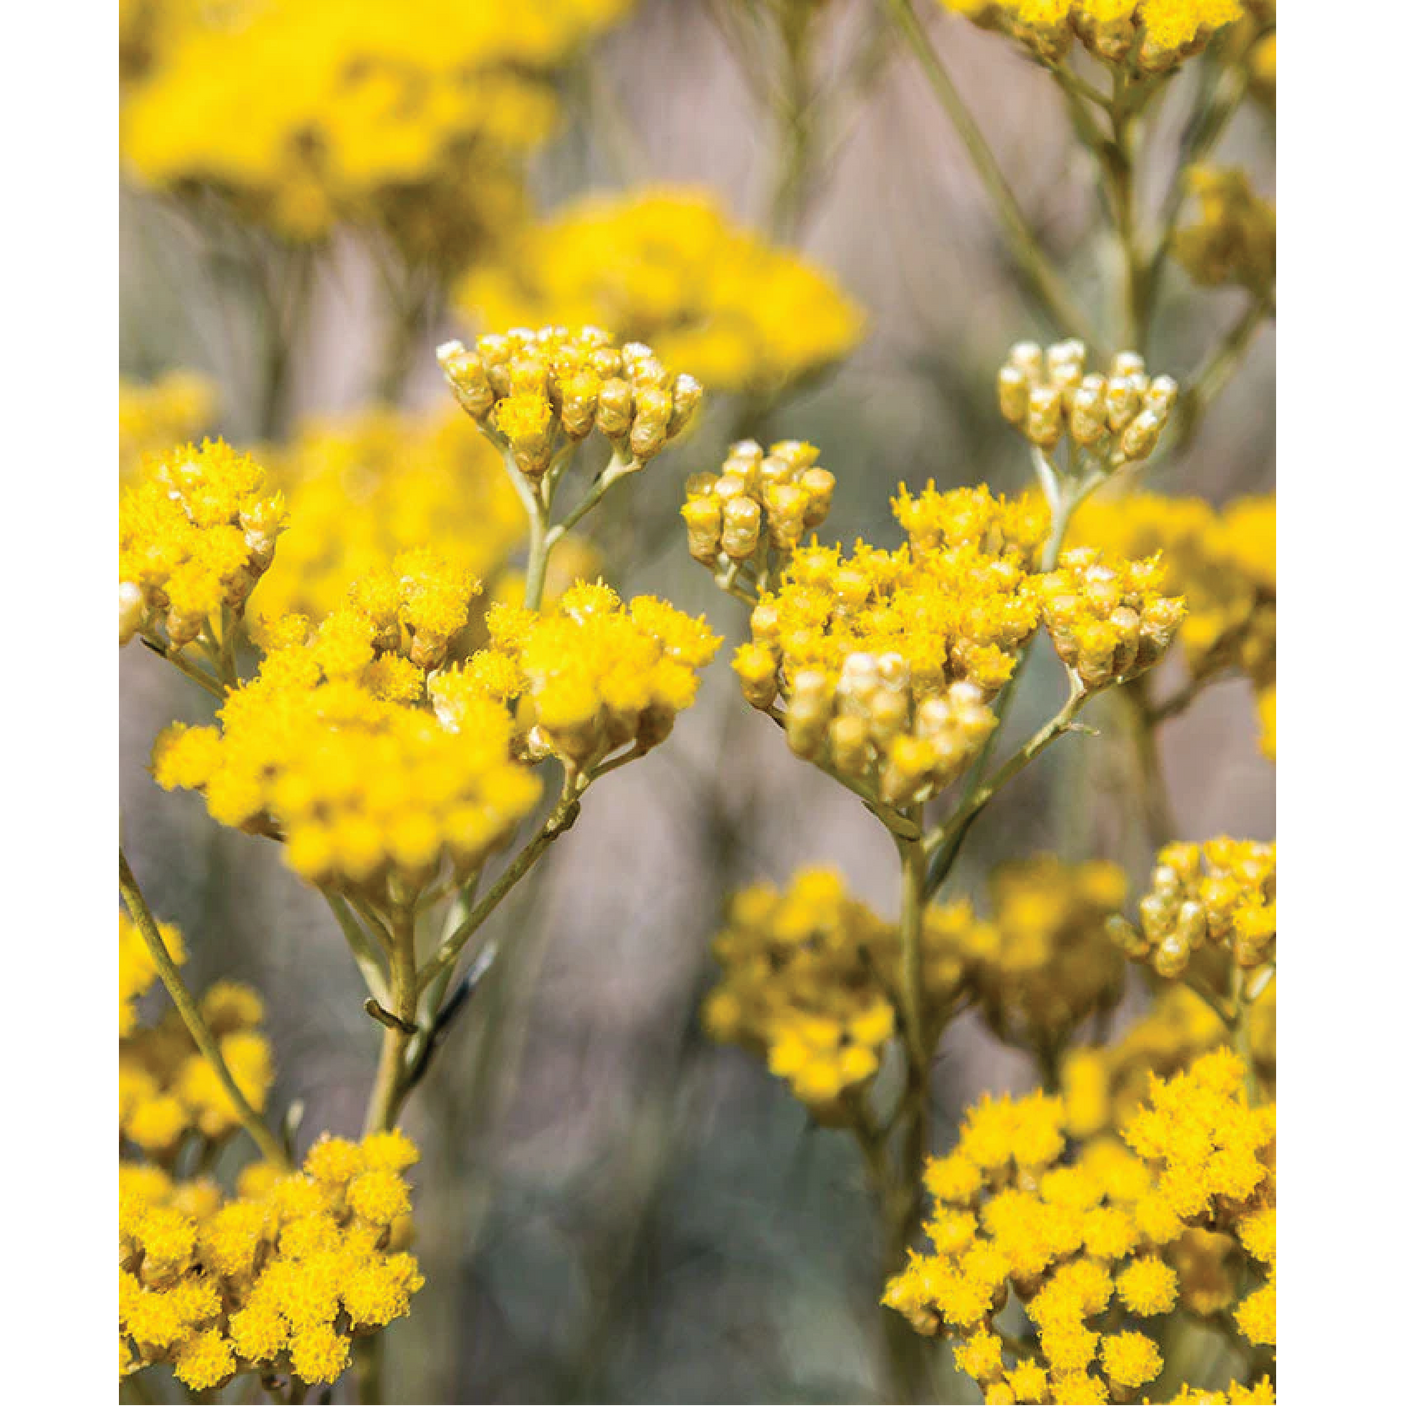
120,3,1274,1400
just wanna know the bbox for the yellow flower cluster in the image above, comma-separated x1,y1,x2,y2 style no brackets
1166,1381,1276,1404
1070,492,1275,753
120,972,275,1157
884,1050,1275,1403
120,1131,424,1390
120,439,288,649
152,555,542,894
1062,982,1275,1139
121,0,632,259
430,582,722,773
998,341,1178,463
703,869,989,1119
734,484,1051,805
456,187,864,396
438,325,702,479
254,407,528,628
119,370,217,478
1036,547,1187,691
938,1,1244,72
119,910,185,1039
1112,838,1275,979
973,857,1128,1059
1174,167,1276,301
682,439,836,571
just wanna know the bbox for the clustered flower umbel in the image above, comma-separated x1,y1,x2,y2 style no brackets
1035,547,1187,691
703,869,988,1120
729,481,1184,806
883,1049,1275,1405
1111,837,1276,979
430,582,721,775
152,552,544,896
733,485,1049,807
119,440,288,649
939,1,1247,75
682,439,836,580
120,1132,424,1392
437,325,702,480
998,340,1178,466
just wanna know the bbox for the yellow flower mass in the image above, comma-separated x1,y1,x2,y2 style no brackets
121,0,634,259
119,439,288,650
884,1051,1274,1401
153,553,543,895
1174,166,1276,300
254,406,529,627
1071,491,1276,755
937,1,1245,71
119,370,217,479
120,1132,424,1391
456,187,864,396
703,868,990,1118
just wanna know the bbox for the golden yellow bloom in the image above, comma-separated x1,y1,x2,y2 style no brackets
253,407,529,628
1070,492,1275,756
937,1,1244,71
998,341,1179,464
154,555,542,896
739,484,1051,805
119,911,185,1038
438,325,702,479
120,918,275,1156
1112,837,1275,978
119,370,217,479
704,869,987,1119
457,187,863,396
432,582,721,772
121,1134,424,1390
885,1052,1274,1401
119,439,287,649
122,0,633,261
1174,167,1276,301
974,856,1127,1057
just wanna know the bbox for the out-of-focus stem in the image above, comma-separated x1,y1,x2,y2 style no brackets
119,848,288,1168
885,0,1099,352
361,905,419,1137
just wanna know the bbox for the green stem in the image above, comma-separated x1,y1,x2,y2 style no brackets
137,632,227,700
885,0,1100,352
1171,295,1273,455
416,779,584,996
361,905,419,1137
323,892,391,1008
119,848,288,1167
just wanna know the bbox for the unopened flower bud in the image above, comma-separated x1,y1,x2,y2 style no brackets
120,581,145,646
667,374,703,437
1026,386,1064,448
721,496,762,560
595,378,633,438
437,341,495,418
998,365,1030,425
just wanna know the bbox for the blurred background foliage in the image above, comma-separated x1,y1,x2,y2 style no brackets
119,1,1273,1400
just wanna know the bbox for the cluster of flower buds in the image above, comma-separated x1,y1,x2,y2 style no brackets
1110,838,1276,979
773,649,996,808
682,440,836,568
438,326,702,479
999,340,1178,464
119,440,288,649
1036,548,1186,690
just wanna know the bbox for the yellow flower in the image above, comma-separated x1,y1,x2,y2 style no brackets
457,186,863,395
122,0,634,259
1174,167,1276,299
119,370,217,479
119,439,287,648
704,869,987,1119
